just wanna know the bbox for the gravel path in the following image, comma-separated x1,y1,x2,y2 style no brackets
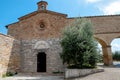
1,62,120,80
70,66,120,80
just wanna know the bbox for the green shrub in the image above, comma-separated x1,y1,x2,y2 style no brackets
6,72,14,76
2,74,6,78
113,51,120,61
2,71,17,78
96,53,103,63
60,18,98,69
52,70,64,74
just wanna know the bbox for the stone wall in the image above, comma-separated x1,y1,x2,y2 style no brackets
67,15,120,34
65,68,104,79
8,12,67,40
6,1,120,68
8,13,120,43
0,34,21,76
20,38,64,74
0,34,64,75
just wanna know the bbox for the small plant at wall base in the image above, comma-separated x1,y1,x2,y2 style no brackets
60,18,98,69
2,71,18,78
52,70,64,74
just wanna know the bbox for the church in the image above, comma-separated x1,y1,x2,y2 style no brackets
1,0,120,76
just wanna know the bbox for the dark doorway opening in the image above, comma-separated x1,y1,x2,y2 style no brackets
37,52,46,72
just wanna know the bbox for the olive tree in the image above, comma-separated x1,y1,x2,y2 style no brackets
60,18,98,69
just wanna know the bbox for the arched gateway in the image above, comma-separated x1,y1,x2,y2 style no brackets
3,0,120,75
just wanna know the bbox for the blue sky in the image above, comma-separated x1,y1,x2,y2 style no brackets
0,0,120,52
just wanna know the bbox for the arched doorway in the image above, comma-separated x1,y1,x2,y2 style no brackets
37,52,46,72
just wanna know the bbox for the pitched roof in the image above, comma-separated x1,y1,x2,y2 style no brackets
6,10,68,28
19,10,68,21
5,22,18,28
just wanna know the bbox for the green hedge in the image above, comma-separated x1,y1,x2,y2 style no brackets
113,51,120,61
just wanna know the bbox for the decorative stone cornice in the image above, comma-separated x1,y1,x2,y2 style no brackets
68,14,120,19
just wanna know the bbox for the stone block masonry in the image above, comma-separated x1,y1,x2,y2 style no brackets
20,38,65,74
0,33,65,76
3,0,120,76
0,34,21,77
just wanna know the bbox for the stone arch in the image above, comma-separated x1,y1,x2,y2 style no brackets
34,41,50,50
33,41,49,72
95,37,113,65
95,37,107,47
109,35,120,55
111,37,120,53
110,35,120,44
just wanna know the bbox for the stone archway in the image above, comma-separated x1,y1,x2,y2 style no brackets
33,41,49,72
34,41,50,50
111,38,120,52
95,37,113,65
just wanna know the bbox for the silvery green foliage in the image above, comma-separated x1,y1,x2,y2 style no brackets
60,18,98,68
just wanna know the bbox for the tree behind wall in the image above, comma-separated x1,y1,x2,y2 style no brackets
60,18,98,69
113,51,120,61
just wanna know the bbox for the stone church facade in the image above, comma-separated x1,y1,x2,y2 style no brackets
1,0,120,76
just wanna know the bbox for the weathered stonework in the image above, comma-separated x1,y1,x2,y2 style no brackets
65,68,104,79
20,38,64,74
0,34,21,76
1,0,120,77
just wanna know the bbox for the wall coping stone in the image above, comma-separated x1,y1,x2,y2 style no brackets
65,67,104,79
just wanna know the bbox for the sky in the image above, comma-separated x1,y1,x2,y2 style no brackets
0,0,120,52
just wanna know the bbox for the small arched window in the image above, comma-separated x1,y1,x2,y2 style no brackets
41,4,45,10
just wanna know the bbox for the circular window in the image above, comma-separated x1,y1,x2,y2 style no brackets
40,22,45,29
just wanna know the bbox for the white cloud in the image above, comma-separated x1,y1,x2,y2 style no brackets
112,44,120,48
112,43,120,52
99,1,120,15
86,0,101,3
